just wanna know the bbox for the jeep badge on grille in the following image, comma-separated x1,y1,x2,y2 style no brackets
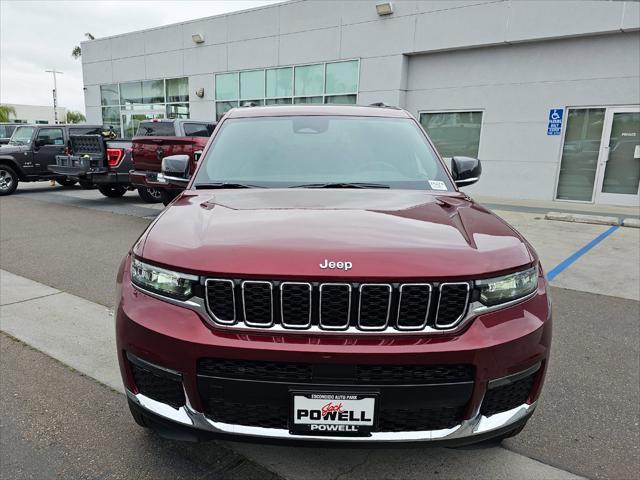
319,259,353,271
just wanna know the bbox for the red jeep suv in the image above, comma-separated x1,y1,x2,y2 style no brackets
116,105,551,445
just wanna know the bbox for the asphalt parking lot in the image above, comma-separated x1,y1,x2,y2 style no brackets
1,183,639,480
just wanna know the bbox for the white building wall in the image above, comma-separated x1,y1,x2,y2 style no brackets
79,0,640,201
5,104,68,124
405,33,640,200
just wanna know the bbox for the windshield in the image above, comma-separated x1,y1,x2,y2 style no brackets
9,126,36,146
194,116,454,191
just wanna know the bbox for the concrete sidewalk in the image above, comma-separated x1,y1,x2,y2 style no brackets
473,194,640,219
0,269,584,480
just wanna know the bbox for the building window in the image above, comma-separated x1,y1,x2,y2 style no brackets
555,108,605,202
266,67,292,98
100,84,120,106
419,111,484,159
166,78,188,103
98,77,190,138
214,60,359,120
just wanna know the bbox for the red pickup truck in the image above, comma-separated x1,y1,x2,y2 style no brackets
117,105,551,446
129,119,215,204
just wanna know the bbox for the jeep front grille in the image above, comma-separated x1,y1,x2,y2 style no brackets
204,278,471,333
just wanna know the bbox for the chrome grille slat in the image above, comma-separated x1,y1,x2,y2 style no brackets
204,279,236,325
204,279,471,333
435,282,470,329
397,283,432,331
358,284,392,331
280,282,312,329
319,283,351,330
241,281,274,327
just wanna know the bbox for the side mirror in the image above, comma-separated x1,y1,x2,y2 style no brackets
34,138,47,148
451,156,482,187
160,154,190,186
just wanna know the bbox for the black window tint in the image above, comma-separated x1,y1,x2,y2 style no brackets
37,128,64,146
135,122,175,137
183,123,213,137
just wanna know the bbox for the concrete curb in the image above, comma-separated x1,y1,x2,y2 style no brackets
622,218,640,228
545,212,620,226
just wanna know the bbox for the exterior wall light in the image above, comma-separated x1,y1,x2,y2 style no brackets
195,88,205,98
376,2,394,16
192,33,205,44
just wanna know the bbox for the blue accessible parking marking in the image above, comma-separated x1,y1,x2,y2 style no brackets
546,225,620,281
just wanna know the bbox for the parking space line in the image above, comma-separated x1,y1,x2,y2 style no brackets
547,225,620,282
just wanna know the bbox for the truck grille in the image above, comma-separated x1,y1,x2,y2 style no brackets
205,278,471,332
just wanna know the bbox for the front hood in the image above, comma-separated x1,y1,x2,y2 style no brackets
139,189,533,279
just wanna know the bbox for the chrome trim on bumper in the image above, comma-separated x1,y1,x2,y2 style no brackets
126,389,535,443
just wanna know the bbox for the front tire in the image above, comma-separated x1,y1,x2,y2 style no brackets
98,185,127,198
0,165,19,196
160,189,180,206
56,177,77,187
137,187,162,203
128,399,150,429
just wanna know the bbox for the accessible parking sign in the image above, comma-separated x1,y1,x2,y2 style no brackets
547,108,564,135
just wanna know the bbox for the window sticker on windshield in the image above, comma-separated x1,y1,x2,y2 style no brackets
428,180,448,191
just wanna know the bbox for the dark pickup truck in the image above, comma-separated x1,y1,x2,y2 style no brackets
0,123,104,196
129,119,215,205
0,123,18,145
48,134,134,199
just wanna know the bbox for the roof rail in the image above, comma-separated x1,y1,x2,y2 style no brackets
368,102,401,110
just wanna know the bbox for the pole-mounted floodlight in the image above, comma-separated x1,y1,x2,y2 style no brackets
45,69,64,124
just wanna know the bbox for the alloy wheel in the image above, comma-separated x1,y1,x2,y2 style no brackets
0,168,14,193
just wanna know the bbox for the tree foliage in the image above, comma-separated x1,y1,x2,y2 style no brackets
71,46,81,59
0,104,17,122
66,111,86,124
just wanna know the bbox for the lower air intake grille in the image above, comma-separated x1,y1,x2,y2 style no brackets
130,362,185,409
197,358,474,385
481,373,536,417
206,398,288,429
378,405,465,432
356,364,474,384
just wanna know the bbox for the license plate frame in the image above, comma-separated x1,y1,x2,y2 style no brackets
289,390,378,437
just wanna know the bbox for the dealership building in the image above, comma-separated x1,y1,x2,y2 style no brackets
80,0,640,206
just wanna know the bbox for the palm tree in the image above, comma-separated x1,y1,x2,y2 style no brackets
0,104,16,122
71,33,95,60
66,111,86,124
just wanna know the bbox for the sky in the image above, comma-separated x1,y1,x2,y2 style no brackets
0,0,280,114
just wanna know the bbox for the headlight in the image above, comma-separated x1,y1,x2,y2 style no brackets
131,258,198,300
476,266,538,306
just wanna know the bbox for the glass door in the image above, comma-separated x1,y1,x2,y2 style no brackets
595,107,640,206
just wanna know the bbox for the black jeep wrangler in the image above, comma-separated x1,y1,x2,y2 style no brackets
0,123,102,196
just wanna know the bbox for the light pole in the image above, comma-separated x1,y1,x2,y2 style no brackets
45,69,63,124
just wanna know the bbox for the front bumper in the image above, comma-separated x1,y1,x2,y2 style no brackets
127,387,536,445
129,170,172,189
116,257,551,444
48,165,130,185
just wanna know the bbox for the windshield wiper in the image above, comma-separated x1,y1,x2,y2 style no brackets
289,182,390,189
194,182,263,190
